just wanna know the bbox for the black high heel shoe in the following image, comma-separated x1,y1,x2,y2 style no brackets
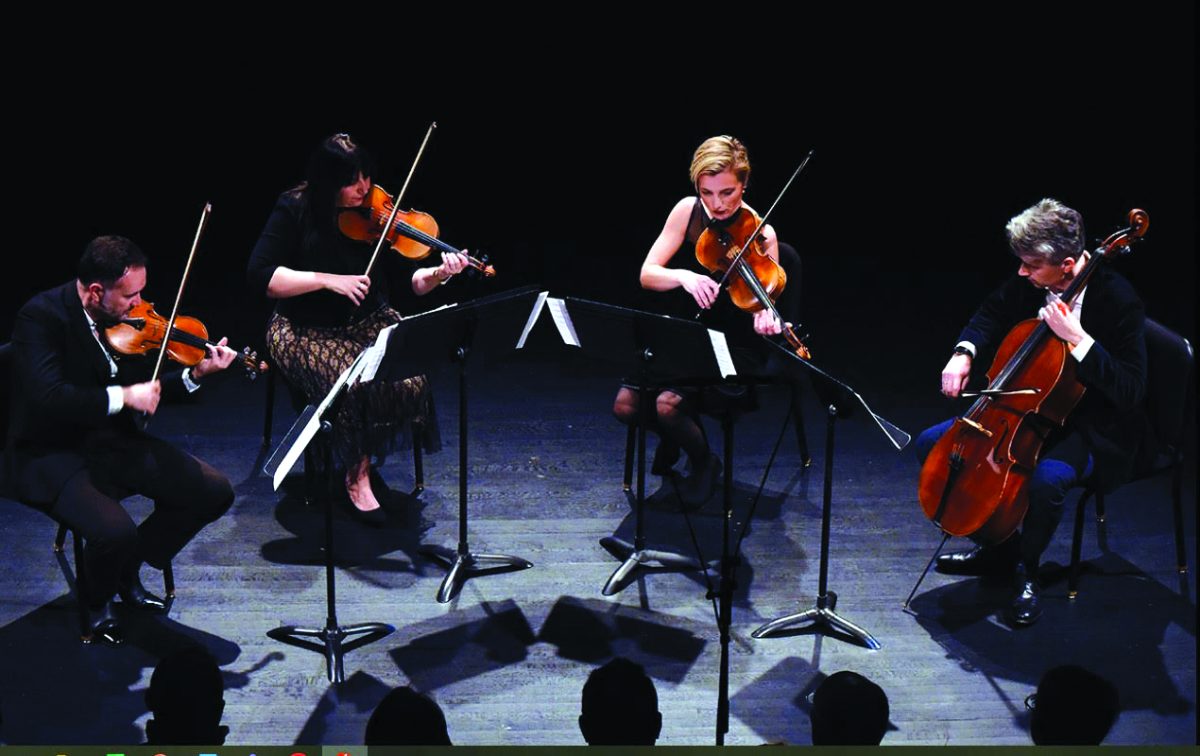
341,486,387,526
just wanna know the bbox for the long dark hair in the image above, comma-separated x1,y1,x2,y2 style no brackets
294,133,375,245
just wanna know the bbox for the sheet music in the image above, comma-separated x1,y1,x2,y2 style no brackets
516,291,550,349
708,329,738,378
267,352,370,490
357,323,398,384
547,297,581,347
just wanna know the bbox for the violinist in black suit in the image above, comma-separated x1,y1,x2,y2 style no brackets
914,199,1152,626
3,236,237,644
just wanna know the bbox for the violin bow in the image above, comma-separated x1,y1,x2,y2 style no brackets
362,121,437,280
713,149,813,291
149,202,212,386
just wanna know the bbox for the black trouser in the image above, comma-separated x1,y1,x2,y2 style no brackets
50,432,233,607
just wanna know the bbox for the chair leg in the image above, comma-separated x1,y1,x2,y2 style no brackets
411,421,425,495
262,366,277,447
789,381,812,467
54,523,67,553
1095,491,1106,523
622,423,636,492
1068,488,1094,599
163,562,176,599
1172,463,1188,573
71,530,92,641
302,446,318,508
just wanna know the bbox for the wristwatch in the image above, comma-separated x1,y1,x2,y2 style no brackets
952,345,973,358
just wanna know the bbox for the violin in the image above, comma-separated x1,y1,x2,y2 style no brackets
104,301,267,378
338,184,495,277
917,209,1150,544
695,207,812,359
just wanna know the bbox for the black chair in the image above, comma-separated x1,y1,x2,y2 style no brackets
0,341,173,643
1067,318,1194,598
621,378,811,491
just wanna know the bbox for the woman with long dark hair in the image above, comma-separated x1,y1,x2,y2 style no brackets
248,133,468,523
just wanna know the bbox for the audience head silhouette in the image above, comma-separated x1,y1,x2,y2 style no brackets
365,686,452,746
810,671,889,745
145,646,228,745
1029,664,1119,745
579,657,662,745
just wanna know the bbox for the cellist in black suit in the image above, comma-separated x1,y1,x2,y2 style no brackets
913,199,1152,626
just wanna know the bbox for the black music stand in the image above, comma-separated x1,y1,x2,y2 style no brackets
561,298,733,595
376,287,541,603
262,352,394,683
750,340,910,650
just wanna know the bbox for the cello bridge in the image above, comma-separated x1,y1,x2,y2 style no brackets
960,417,994,438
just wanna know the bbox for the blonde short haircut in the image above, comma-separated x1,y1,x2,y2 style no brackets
689,136,751,189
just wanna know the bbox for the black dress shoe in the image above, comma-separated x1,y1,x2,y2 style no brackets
1006,577,1042,626
118,570,168,613
935,537,1020,576
86,603,124,646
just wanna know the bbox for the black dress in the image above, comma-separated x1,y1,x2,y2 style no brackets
247,191,441,467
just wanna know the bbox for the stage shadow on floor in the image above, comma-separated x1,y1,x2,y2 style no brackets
729,656,901,745
607,477,807,615
0,595,278,744
536,595,707,684
381,598,535,694
907,552,1196,723
294,669,394,745
383,596,709,695
258,472,435,590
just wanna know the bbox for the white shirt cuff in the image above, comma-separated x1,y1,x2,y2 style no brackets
1071,335,1095,362
106,385,124,415
182,369,201,393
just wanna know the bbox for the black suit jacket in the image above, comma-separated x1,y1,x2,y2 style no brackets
3,281,190,506
958,265,1151,492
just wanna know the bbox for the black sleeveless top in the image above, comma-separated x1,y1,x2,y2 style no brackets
656,198,760,351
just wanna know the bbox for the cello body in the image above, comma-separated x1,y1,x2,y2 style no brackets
918,319,1087,542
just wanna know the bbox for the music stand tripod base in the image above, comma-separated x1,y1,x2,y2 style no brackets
751,591,881,649
599,536,712,596
422,546,533,605
267,621,395,684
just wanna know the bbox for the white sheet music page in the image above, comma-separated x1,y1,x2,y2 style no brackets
708,329,738,378
357,323,398,384
547,297,581,347
516,291,550,349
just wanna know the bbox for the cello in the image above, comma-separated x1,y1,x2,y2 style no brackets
917,208,1150,544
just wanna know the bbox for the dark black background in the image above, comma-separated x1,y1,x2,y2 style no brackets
5,7,1194,398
